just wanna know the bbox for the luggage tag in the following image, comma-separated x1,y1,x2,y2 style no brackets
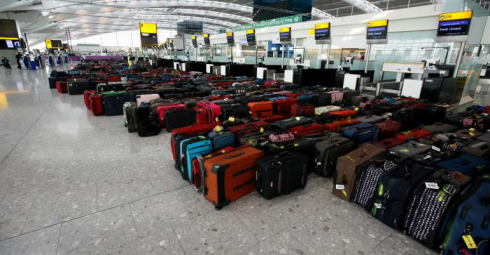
425,182,439,190
260,127,264,133
335,184,345,190
432,146,441,152
462,235,477,249
228,117,235,122
374,203,382,209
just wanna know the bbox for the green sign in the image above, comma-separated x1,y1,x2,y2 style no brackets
231,15,305,32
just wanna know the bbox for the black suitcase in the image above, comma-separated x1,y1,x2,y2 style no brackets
314,136,355,177
103,93,135,116
270,116,313,131
256,152,308,199
165,109,196,132
265,138,313,155
67,80,92,95
137,118,161,137
391,108,418,131
220,103,250,121
49,77,65,89
316,92,332,107
96,83,124,93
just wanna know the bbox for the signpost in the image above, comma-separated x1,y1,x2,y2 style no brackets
365,20,389,73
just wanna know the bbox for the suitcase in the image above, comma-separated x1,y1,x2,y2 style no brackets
89,93,104,116
376,119,402,140
157,104,187,128
56,81,68,93
207,130,235,150
165,108,196,132
288,123,327,137
95,82,122,93
102,92,135,116
342,90,360,106
328,91,344,104
123,102,137,133
356,115,384,124
462,140,490,158
440,176,490,255
137,118,161,137
353,151,407,211
291,104,315,117
256,152,309,199
453,128,482,139
370,160,436,230
329,109,357,118
68,80,92,95
373,138,405,149
325,119,360,132
314,136,355,177
270,116,313,131
227,121,270,139
342,123,379,145
259,114,285,123
136,94,160,107
171,124,215,162
298,94,319,106
391,108,418,130
83,90,95,109
197,101,221,124
203,146,264,209
239,130,274,148
191,146,235,191
421,123,459,133
389,141,431,157
49,77,62,89
395,129,432,141
220,103,250,121
315,106,341,115
333,143,385,201
316,93,332,107
265,138,314,155
286,93,304,99
248,101,273,118
436,154,490,177
478,132,490,142
181,137,213,181
403,170,472,246
275,98,298,117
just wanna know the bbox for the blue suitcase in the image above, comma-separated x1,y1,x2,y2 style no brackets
207,131,235,150
342,123,380,146
440,176,490,255
102,93,135,116
180,137,213,182
436,154,490,177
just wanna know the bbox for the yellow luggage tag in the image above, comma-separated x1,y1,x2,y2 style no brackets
462,235,477,249
228,117,235,122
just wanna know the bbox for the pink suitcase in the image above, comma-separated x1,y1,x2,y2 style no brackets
157,104,187,128
197,101,222,124
136,94,160,107
328,91,344,104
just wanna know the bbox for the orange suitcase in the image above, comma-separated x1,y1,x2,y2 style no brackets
325,119,360,132
203,146,264,210
248,101,273,118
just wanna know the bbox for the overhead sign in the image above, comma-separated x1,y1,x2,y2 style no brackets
140,23,157,34
437,10,472,39
366,20,388,43
140,23,158,48
227,32,234,45
314,23,330,41
45,39,62,49
246,29,256,46
191,35,198,48
203,33,210,46
232,15,304,32
279,27,291,43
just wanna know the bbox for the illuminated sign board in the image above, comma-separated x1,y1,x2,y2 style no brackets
191,35,198,48
367,20,388,42
140,23,158,48
437,11,472,37
246,29,256,45
279,27,291,42
314,23,330,41
140,23,157,34
203,33,210,46
227,32,234,44
45,39,62,49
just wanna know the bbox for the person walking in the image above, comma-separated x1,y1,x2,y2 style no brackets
15,52,22,69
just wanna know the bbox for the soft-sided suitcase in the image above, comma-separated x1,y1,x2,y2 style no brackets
329,109,357,118
102,93,135,116
373,138,405,149
197,101,221,124
325,119,360,132
157,104,187,128
239,130,274,148
56,81,68,93
478,132,490,142
259,114,285,123
207,130,235,150
376,119,402,140
220,103,250,121
165,108,196,132
89,93,104,116
314,136,355,177
291,104,315,117
228,121,270,139
404,170,472,246
389,141,431,157
137,118,161,137
192,146,235,191
181,137,213,181
462,140,490,158
315,106,341,115
288,123,326,137
440,176,490,255
248,101,273,118
370,160,436,230
453,128,482,139
391,108,418,130
275,98,298,117
421,123,459,133
265,138,314,155
353,151,407,210
68,80,92,95
270,116,313,131
436,154,490,177
356,115,384,124
316,93,332,107
395,129,432,141
136,94,160,107
203,146,264,209
333,143,385,201
256,152,308,199
123,102,137,133
84,90,95,109
171,124,215,162
328,91,344,104
342,123,379,145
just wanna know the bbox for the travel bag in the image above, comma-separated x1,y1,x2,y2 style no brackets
137,118,161,137
89,93,104,116
325,119,360,132
478,132,490,142
207,129,235,150
462,140,490,158
265,138,314,155
333,143,385,201
315,106,341,115
220,103,250,121
68,80,92,95
291,104,315,117
395,129,432,141
83,90,95,109
342,123,379,145
102,92,135,116
248,101,273,118
389,141,431,157
328,91,344,104
373,138,405,149
288,123,326,137
376,119,402,140
171,124,215,162
275,98,298,117
239,130,274,148
157,104,187,128
259,114,285,123
421,123,459,133
453,128,482,139
203,146,264,209
123,102,137,133
316,93,332,107
328,109,357,118
228,121,270,139
56,81,68,93
356,115,384,124
391,108,418,130
191,146,235,191
270,116,313,131
436,154,490,177
136,94,160,107
164,108,196,132
256,152,309,199
314,136,356,177
180,136,213,181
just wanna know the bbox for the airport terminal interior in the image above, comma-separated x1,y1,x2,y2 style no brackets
1,0,490,254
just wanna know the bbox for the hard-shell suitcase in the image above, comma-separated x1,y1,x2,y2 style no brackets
197,101,221,124
102,93,135,116
462,140,490,158
373,138,405,149
291,104,315,117
239,130,274,148
353,151,407,210
203,146,264,209
314,136,356,177
228,121,270,138
256,152,308,199
440,176,490,255
333,143,385,201
376,119,402,140
275,98,298,117
389,141,431,157
181,137,213,181
171,124,215,162
325,119,360,132
248,101,273,118
56,81,68,93
207,130,235,150
136,94,160,107
356,115,384,124
288,123,326,137
421,123,459,133
165,108,196,132
395,129,432,141
68,80,92,95
192,146,235,191
84,90,95,109
370,161,436,230
342,123,379,145
89,93,104,116
436,154,490,177
157,104,187,128
123,102,137,133
404,170,472,245
270,116,313,131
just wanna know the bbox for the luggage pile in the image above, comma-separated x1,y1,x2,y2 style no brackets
59,61,490,254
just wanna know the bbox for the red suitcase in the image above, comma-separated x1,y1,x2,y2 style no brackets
197,101,222,124
208,95,233,101
376,119,402,139
395,129,432,141
291,104,315,117
373,138,405,149
287,93,304,99
171,124,216,160
228,121,270,138
328,109,357,118
89,93,104,116
191,146,235,191
288,123,327,137
157,104,187,128
259,114,285,123
275,98,298,118
84,90,95,110
107,75,121,82
56,81,68,93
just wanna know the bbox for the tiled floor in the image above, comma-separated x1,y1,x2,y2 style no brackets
0,67,437,255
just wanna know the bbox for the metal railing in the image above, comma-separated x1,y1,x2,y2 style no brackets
473,0,490,10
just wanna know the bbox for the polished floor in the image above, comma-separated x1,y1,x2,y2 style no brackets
0,67,437,255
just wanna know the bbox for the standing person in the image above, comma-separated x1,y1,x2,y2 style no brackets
15,52,22,69
23,54,29,69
